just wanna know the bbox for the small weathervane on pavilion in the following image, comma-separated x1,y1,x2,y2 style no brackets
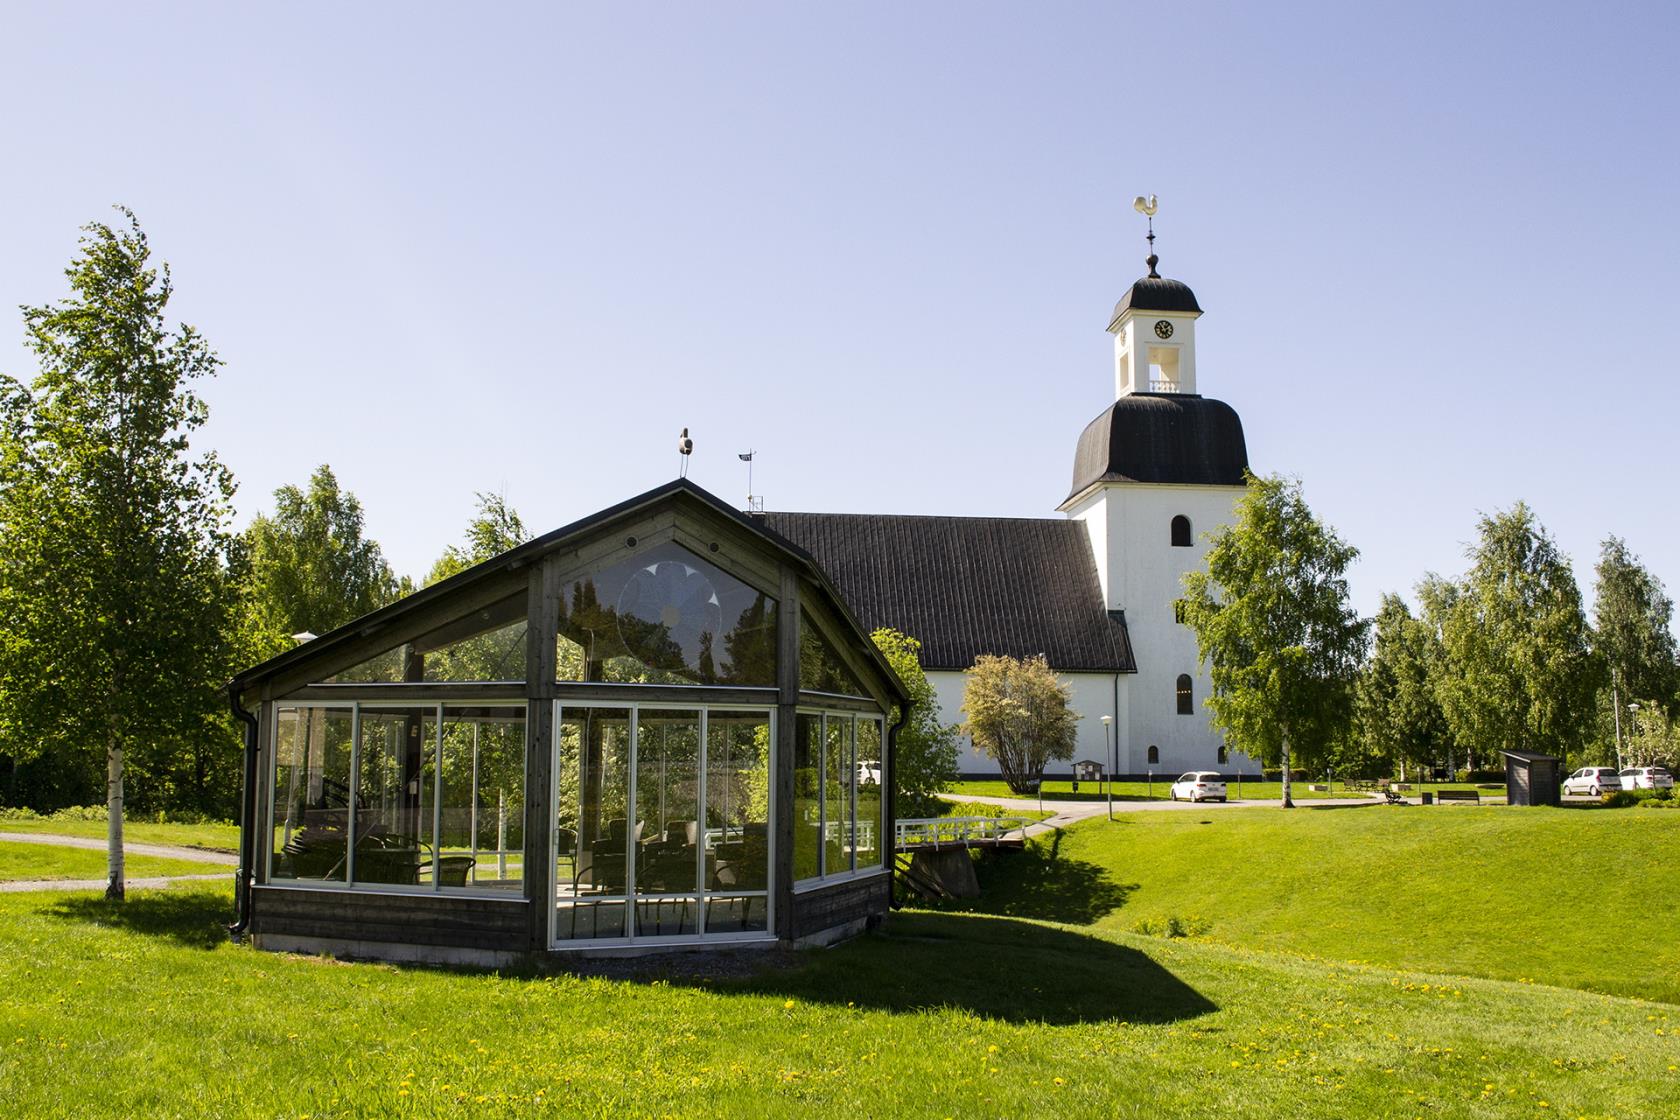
1132,193,1160,277
677,427,693,478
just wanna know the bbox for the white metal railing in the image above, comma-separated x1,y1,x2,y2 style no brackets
895,815,1029,849
1148,378,1181,393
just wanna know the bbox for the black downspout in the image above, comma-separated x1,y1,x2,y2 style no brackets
884,698,911,913
227,684,259,941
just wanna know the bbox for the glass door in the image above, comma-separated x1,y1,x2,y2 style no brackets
553,707,631,941
552,702,773,946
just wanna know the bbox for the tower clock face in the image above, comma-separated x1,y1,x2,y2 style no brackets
1153,319,1174,339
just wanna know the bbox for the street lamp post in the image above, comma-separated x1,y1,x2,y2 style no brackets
1102,715,1114,821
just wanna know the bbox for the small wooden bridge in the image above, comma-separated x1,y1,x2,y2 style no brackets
892,816,1031,902
893,815,1030,852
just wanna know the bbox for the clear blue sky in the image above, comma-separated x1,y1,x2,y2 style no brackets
3,2,1676,619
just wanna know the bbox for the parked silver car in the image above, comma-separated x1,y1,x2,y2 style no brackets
1618,766,1674,791
1562,767,1623,796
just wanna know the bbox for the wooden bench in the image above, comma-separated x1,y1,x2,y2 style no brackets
1435,789,1480,803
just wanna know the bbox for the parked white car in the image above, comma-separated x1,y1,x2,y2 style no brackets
1170,771,1227,802
1562,767,1623,796
1618,766,1674,791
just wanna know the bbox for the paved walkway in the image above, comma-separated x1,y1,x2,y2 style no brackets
937,790,1383,843
942,791,1381,817
0,831,238,893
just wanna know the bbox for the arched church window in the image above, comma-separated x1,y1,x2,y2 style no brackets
1171,515,1192,547
1218,744,1228,764
1176,674,1193,715
1147,745,1159,765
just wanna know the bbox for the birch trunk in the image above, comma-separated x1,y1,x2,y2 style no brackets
1611,677,1624,770
106,739,125,901
1279,733,1295,809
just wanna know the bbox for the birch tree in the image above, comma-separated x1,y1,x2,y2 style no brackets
1592,536,1678,766
1435,504,1598,770
0,209,234,898
238,465,401,659
1180,474,1366,807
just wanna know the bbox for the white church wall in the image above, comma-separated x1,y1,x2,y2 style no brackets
925,668,1125,779
1070,482,1262,777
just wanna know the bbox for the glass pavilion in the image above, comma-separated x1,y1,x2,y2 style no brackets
230,480,906,963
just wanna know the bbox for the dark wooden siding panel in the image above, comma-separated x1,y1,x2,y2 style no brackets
789,876,889,941
251,887,529,951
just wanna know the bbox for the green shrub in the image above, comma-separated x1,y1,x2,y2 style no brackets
1601,789,1673,808
1132,914,1212,939
49,805,108,822
0,807,43,821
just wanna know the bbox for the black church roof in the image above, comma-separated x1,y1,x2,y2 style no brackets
1067,393,1249,501
759,512,1136,673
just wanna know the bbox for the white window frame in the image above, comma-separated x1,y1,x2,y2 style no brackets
548,700,777,950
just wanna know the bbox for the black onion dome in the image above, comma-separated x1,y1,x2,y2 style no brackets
1068,394,1248,500
1108,275,1202,328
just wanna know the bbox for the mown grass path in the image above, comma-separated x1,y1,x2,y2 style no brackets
0,842,230,887
0,818,239,852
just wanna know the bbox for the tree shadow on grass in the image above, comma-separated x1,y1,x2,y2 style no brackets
720,911,1216,1025
44,886,231,949
914,830,1136,925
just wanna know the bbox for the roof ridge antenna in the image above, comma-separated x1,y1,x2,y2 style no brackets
739,449,763,513
1132,193,1160,277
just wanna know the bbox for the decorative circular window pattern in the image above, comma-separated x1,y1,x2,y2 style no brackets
616,560,724,671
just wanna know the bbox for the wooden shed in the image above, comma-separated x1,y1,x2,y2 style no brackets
227,479,908,965
1499,750,1561,807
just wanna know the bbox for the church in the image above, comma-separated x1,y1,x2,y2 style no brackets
762,238,1259,780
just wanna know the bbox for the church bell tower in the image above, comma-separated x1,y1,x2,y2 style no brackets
1059,197,1256,778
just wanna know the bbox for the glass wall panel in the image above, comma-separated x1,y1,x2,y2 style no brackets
438,706,526,890
800,610,868,697
705,711,771,934
824,715,853,875
270,706,354,883
353,708,429,885
555,708,631,940
554,541,777,686
793,714,822,882
855,718,883,871
324,595,527,684
635,710,701,936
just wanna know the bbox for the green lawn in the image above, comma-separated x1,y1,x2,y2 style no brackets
0,883,1677,1117
0,842,219,883
947,804,1680,1004
0,817,239,852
